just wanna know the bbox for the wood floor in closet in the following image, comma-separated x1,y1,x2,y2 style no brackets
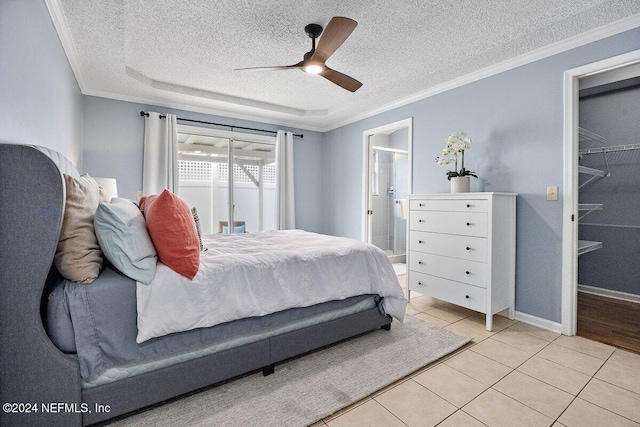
578,291,640,354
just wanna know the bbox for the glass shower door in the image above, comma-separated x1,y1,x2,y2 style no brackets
370,149,393,252
369,148,407,257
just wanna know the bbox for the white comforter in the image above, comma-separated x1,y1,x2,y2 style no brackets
136,230,407,343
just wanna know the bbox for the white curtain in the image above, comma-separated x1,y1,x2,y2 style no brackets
142,112,178,196
275,130,295,230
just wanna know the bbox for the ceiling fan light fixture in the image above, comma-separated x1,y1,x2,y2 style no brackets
235,17,361,91
303,63,324,74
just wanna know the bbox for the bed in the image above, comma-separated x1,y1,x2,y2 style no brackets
0,144,406,427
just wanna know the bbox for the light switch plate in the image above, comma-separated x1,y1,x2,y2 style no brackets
136,190,142,202
547,186,558,201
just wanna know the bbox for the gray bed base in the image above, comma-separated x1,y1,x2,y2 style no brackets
0,144,392,426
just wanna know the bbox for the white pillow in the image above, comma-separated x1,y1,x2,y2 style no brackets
94,198,157,284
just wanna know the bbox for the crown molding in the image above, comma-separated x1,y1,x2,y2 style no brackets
83,89,327,133
325,14,640,132
44,0,86,92
125,66,328,117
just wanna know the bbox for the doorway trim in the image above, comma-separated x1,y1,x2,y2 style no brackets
561,49,640,336
361,118,413,242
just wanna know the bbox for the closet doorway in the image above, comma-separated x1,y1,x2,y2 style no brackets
576,63,640,352
362,118,413,270
562,50,640,352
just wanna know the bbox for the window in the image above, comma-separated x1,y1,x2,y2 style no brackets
176,125,277,234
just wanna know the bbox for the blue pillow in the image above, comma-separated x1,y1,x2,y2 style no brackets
94,198,158,284
222,225,245,234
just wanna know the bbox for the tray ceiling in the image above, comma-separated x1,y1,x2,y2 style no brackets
54,0,640,131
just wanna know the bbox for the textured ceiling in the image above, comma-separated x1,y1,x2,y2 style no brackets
57,0,640,131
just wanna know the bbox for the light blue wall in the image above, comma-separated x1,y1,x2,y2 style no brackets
389,128,408,151
82,96,325,233
323,28,640,323
0,0,83,166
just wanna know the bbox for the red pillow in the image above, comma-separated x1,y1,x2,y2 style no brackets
141,190,200,279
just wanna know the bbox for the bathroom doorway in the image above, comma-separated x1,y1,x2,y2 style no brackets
362,118,413,272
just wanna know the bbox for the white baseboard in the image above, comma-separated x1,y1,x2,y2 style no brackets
514,311,563,334
509,287,640,336
578,284,640,304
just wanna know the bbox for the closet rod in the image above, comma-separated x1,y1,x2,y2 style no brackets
139,111,303,138
579,143,640,155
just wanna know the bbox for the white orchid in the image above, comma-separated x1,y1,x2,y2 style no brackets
435,131,478,181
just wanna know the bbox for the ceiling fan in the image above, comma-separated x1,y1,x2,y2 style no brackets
236,17,362,92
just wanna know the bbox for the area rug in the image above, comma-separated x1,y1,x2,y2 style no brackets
110,317,470,427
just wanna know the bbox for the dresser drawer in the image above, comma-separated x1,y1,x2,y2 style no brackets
410,211,487,237
409,252,487,288
410,231,487,263
409,271,486,312
410,198,487,213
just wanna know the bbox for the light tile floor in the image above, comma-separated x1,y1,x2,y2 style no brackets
313,278,640,427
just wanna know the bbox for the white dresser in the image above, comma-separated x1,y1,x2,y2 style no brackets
407,193,516,331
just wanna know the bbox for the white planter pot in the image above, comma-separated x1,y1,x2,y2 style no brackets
450,176,471,193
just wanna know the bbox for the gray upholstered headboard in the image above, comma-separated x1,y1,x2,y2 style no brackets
0,144,82,426
31,145,81,178
25,146,81,318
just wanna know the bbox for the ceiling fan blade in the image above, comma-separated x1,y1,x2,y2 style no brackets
319,67,362,92
312,17,357,63
235,61,304,72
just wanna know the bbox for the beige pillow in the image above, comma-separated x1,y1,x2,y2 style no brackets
54,174,103,284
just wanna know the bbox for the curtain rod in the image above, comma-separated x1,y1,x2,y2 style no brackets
139,111,303,138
